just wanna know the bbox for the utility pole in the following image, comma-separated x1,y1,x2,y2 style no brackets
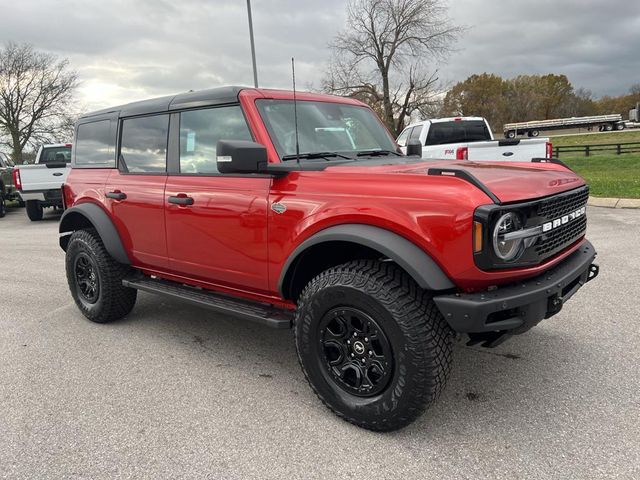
246,0,259,88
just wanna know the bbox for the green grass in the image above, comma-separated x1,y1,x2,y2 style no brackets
551,129,640,147
563,154,640,198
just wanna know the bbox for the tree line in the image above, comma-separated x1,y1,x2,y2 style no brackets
440,73,640,131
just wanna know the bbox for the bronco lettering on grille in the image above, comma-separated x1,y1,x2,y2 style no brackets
541,206,586,233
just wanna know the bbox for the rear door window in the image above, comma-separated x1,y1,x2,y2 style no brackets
425,120,491,145
119,115,169,173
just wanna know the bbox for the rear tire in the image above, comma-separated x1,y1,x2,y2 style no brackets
25,200,43,221
0,192,6,218
530,130,540,137
605,124,613,131
65,229,137,323
295,260,454,431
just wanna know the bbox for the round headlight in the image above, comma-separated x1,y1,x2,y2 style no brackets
493,212,524,261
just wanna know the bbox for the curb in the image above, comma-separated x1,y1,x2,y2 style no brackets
588,196,640,209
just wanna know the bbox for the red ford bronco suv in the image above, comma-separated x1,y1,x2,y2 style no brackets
59,87,598,431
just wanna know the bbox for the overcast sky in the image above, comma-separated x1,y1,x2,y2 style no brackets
0,0,637,111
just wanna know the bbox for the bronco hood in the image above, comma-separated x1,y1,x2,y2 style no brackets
345,159,585,204
421,161,585,203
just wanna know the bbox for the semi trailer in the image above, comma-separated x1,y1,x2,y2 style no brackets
504,114,626,138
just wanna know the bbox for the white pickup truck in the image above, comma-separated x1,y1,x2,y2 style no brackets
397,117,552,161
13,143,72,221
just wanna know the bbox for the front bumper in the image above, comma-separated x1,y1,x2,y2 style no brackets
434,240,598,336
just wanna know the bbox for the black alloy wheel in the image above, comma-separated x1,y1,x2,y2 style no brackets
319,306,393,397
74,252,100,304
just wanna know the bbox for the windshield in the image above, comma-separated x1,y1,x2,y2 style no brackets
256,100,397,159
39,146,72,164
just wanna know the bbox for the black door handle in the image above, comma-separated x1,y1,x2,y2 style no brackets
106,191,127,200
168,195,194,206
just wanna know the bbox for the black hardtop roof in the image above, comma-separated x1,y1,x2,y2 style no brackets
80,85,248,120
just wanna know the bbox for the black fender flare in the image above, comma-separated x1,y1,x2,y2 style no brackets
59,203,130,264
278,224,455,296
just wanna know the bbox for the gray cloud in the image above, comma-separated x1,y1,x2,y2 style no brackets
0,0,637,112
440,0,640,96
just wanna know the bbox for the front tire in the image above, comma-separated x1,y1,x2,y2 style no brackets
65,229,137,323
0,192,6,218
25,200,43,221
295,260,453,431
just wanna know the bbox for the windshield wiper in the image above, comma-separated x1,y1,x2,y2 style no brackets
356,149,402,157
282,152,352,161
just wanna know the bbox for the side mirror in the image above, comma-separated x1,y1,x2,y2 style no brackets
216,140,268,174
406,139,422,157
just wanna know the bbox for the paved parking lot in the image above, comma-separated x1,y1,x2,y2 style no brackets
1,205,638,479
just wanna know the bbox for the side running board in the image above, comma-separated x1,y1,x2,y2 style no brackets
122,276,293,329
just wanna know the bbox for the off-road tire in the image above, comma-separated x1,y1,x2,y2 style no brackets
26,200,43,221
65,229,137,323
0,191,6,218
295,260,454,431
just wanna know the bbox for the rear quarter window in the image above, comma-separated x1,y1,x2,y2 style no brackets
75,120,115,167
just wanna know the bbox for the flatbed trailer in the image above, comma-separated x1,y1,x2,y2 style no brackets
504,114,625,138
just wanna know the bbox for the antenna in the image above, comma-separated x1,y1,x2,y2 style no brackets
292,57,300,164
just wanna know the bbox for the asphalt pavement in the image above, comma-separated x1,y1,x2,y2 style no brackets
0,205,638,479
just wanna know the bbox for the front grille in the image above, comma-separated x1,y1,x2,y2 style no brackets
535,215,587,256
537,187,589,219
533,186,589,260
474,185,590,270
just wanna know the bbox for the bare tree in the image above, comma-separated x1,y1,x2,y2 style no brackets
323,0,463,134
0,42,78,163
